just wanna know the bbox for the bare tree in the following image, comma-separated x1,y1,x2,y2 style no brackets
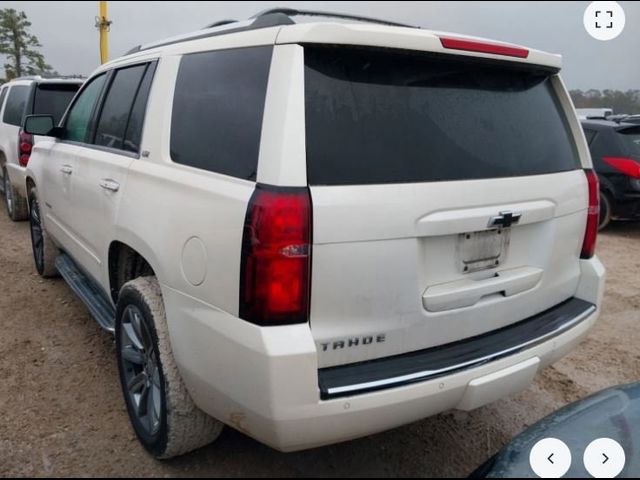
0,8,53,79
570,89,640,115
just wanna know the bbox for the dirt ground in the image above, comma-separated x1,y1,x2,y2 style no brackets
0,211,638,478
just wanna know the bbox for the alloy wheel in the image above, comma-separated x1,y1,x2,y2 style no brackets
120,305,162,436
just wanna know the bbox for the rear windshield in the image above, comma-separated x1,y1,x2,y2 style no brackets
617,129,640,158
304,46,580,186
33,84,80,124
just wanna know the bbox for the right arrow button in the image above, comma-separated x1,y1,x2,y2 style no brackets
584,438,625,477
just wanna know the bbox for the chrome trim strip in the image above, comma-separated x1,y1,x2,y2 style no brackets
326,305,596,396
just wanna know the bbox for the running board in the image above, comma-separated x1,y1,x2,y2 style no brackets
55,253,115,334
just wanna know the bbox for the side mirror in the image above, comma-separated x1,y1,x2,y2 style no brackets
23,115,60,137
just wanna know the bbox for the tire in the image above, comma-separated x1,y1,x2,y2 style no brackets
598,191,612,230
28,187,59,277
115,276,223,459
4,168,28,221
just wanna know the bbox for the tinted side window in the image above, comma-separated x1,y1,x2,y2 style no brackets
33,84,81,124
583,128,597,145
170,46,273,180
94,64,147,150
123,63,156,152
2,85,30,126
65,74,107,142
588,130,620,166
0,87,8,113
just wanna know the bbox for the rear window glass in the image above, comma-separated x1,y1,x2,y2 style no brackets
94,64,147,151
618,129,640,158
2,85,30,126
123,63,156,153
170,46,272,180
583,128,597,145
304,46,580,186
33,84,80,124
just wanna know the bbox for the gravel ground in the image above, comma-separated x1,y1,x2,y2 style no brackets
0,211,638,477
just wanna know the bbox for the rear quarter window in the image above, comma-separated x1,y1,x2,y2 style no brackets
587,129,621,164
170,46,273,180
304,46,580,186
582,128,597,145
2,85,30,126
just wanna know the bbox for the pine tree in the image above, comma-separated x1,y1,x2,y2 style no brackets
0,8,53,79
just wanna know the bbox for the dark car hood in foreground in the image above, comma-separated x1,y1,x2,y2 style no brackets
472,382,640,477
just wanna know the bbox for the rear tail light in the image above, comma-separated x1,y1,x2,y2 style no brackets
602,156,640,178
439,36,529,58
18,130,33,167
581,170,599,259
239,184,312,326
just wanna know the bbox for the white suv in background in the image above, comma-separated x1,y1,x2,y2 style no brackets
0,76,83,221
22,9,605,459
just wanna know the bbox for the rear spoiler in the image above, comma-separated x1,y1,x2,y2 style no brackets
615,125,640,134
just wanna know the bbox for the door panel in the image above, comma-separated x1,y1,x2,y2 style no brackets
67,147,134,287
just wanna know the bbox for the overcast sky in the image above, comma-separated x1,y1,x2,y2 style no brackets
0,1,638,90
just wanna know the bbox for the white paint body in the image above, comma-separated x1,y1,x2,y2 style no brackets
25,21,605,451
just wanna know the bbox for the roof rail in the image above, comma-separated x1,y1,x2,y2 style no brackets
125,8,414,56
252,7,417,28
126,12,293,55
204,19,237,29
9,74,85,82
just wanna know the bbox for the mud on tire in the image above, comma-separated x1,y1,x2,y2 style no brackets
115,276,223,459
28,187,59,277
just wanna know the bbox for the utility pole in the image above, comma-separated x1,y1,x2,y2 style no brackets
96,1,112,64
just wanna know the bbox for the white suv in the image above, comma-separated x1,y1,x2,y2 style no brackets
0,76,83,221
23,9,605,459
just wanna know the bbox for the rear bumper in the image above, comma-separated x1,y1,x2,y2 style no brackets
163,257,605,452
5,163,27,197
319,298,594,399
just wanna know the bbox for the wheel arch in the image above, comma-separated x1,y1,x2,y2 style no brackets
597,174,617,200
25,176,36,197
108,234,164,303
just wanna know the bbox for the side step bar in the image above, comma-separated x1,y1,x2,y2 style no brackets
55,253,115,333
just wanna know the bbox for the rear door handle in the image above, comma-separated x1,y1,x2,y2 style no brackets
99,179,120,192
422,266,544,312
60,165,73,175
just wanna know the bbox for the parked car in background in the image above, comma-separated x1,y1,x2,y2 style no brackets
471,382,640,478
576,107,613,120
581,119,640,229
617,114,640,125
0,76,83,221
22,8,604,459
